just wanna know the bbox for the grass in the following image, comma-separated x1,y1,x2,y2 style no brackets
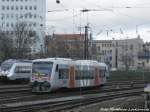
109,71,150,82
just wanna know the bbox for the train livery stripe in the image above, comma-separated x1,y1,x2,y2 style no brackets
69,66,75,88
80,80,90,87
94,67,100,86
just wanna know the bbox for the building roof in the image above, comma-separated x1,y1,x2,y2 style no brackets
53,34,85,41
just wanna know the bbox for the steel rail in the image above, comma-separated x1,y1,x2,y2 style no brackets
0,88,143,112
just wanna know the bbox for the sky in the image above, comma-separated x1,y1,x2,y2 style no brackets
46,0,150,42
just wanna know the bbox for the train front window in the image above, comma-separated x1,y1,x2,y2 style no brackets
1,62,13,71
32,62,53,77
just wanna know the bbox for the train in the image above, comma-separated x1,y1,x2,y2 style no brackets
30,58,109,92
0,59,32,81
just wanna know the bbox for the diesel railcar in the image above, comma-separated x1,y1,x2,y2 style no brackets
30,58,109,92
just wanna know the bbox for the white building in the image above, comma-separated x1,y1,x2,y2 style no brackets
92,37,144,70
92,40,112,68
0,0,46,52
112,37,144,70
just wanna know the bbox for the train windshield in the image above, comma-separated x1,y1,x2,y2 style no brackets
1,62,13,71
32,62,53,77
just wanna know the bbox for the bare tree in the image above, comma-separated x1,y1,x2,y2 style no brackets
120,52,134,71
13,22,38,58
0,30,14,61
45,36,83,59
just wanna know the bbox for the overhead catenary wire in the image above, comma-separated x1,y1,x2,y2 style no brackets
49,0,150,41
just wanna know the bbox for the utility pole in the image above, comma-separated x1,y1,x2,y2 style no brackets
84,25,90,60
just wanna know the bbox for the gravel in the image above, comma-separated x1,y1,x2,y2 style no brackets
66,95,146,112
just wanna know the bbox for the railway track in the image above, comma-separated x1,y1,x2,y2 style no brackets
0,80,145,94
0,81,145,103
0,81,145,102
0,87,143,112
0,85,144,105
0,84,29,93
0,80,145,110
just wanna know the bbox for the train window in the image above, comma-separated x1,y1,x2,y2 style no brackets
32,62,53,77
75,69,94,80
58,69,69,79
99,69,105,77
55,64,58,72
75,65,95,80
1,62,13,71
15,66,31,73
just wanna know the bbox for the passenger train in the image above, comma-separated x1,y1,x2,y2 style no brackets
31,58,109,92
0,59,32,80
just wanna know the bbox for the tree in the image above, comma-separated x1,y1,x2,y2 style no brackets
0,30,14,62
13,22,38,58
45,35,83,59
120,52,134,71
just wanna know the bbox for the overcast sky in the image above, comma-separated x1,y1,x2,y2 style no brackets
46,0,150,41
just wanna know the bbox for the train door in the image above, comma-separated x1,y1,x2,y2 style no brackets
68,66,75,88
94,67,100,86
100,68,106,85
57,64,69,88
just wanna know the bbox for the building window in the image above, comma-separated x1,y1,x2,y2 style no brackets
33,23,36,27
6,23,9,27
1,14,4,20
6,6,9,10
130,44,133,50
11,6,14,10
11,14,14,18
34,6,37,10
29,14,32,18
24,14,27,18
16,6,18,10
20,6,23,10
98,46,100,51
2,6,5,10
25,6,27,10
20,14,23,18
29,6,32,10
7,14,9,18
34,14,36,18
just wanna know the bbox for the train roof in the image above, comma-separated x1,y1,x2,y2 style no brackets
33,58,72,63
32,58,108,67
99,63,107,66
1,59,32,65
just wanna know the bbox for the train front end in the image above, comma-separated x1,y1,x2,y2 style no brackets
0,61,13,81
31,60,53,92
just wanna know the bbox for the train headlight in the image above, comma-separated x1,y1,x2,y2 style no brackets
31,81,38,87
43,81,50,88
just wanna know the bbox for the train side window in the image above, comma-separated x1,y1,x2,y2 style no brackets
99,69,105,77
75,70,94,80
59,69,69,79
55,64,58,72
15,66,31,74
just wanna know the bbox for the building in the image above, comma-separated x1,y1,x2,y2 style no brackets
92,37,144,70
112,37,144,70
138,42,150,71
45,34,85,59
91,40,112,68
0,0,46,52
52,34,85,41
